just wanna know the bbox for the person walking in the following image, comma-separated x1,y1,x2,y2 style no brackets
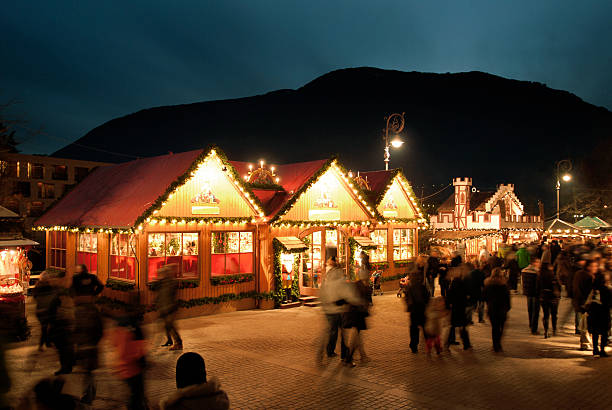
47,288,75,376
70,264,104,404
438,257,450,299
424,296,448,355
541,244,552,265
445,264,472,350
516,244,530,272
504,253,521,292
342,252,373,365
425,254,439,297
156,264,183,351
537,262,561,338
586,272,611,357
160,352,229,410
573,260,595,350
483,267,511,352
32,271,56,351
468,262,486,324
111,291,148,410
319,256,362,361
404,266,430,353
521,258,540,335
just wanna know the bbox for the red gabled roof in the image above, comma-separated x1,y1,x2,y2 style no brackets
438,191,495,213
35,149,204,228
230,159,329,218
359,170,397,204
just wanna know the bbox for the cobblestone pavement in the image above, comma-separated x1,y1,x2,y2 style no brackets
5,292,612,409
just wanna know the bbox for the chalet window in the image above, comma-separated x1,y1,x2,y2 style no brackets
29,163,44,179
74,167,89,182
37,182,55,199
148,232,199,281
77,233,98,274
28,201,44,217
393,228,415,261
52,165,68,180
211,231,253,276
370,229,387,263
49,231,67,270
484,214,491,223
472,214,477,222
110,234,137,281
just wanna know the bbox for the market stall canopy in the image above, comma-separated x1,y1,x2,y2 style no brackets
545,218,582,234
433,230,498,240
0,239,38,247
34,149,204,228
0,206,19,219
574,216,611,229
274,237,308,253
352,236,377,249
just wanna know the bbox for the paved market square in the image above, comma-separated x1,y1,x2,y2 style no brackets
5,292,612,410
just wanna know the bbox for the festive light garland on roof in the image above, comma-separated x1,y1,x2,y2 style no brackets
33,226,134,234
272,220,373,228
134,145,265,228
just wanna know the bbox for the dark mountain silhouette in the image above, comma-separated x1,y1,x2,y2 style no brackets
54,67,612,215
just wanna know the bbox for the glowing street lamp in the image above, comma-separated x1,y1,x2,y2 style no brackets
555,159,572,219
383,112,405,170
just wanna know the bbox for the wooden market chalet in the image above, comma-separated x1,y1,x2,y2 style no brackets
429,177,543,256
34,146,427,317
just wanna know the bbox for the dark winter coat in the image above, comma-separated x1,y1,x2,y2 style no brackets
537,268,561,304
586,274,611,335
425,256,439,280
157,277,179,317
404,274,429,326
33,281,56,322
446,276,469,327
160,378,230,410
343,281,372,330
572,270,593,312
504,259,521,289
483,277,511,319
521,266,539,297
553,253,573,286
467,269,485,303
70,272,104,299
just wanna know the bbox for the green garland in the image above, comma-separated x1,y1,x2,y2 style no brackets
291,254,300,300
105,279,136,291
134,145,265,227
148,216,253,224
178,291,274,308
147,279,200,291
381,273,407,283
272,220,373,228
210,273,254,286
33,226,133,233
348,237,357,280
393,260,413,268
333,160,383,221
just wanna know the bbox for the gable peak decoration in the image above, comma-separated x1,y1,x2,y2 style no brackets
271,158,380,225
136,146,266,228
244,160,280,186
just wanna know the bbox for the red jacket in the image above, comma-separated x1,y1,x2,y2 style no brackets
111,325,147,379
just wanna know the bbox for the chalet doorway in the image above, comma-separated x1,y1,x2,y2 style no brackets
299,227,347,296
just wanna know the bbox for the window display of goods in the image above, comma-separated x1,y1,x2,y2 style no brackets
0,280,24,295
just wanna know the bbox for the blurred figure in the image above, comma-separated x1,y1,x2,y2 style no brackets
541,244,552,265
503,253,520,292
586,272,611,357
342,252,373,366
554,250,573,289
516,244,530,271
0,336,9,410
521,258,540,335
48,287,75,375
424,296,448,355
550,240,562,264
156,264,183,351
538,262,561,338
425,253,439,297
404,264,429,353
574,260,596,350
319,256,361,361
438,257,450,299
33,271,55,351
160,352,229,410
445,264,472,350
111,291,149,410
484,267,511,352
468,262,486,324
70,264,104,404
479,245,490,261
16,377,85,410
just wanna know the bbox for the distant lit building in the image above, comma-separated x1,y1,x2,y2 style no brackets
430,177,543,256
0,153,108,231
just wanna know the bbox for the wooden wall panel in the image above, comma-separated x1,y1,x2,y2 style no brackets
281,168,370,222
377,178,417,219
157,160,255,218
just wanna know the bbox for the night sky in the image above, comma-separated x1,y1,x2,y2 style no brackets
2,0,612,154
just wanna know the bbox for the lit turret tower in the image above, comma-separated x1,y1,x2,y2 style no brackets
453,177,472,229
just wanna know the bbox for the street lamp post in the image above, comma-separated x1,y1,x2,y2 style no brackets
555,159,572,219
383,112,405,170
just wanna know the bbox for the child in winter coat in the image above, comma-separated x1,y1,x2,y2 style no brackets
424,296,448,354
